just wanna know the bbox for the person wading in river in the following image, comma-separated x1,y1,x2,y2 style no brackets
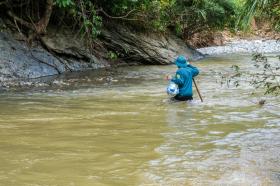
168,55,199,101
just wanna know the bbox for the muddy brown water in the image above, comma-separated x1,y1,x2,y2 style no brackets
0,54,279,185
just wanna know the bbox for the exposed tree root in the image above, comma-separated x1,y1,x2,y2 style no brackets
29,49,61,74
39,37,73,72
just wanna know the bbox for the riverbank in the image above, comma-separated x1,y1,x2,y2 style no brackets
198,39,280,55
194,28,280,55
1,20,279,91
0,21,203,89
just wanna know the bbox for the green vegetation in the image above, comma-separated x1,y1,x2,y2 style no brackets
107,51,118,61
237,0,280,31
216,54,280,95
0,0,278,41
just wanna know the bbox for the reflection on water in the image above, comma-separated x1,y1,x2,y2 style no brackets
0,54,279,186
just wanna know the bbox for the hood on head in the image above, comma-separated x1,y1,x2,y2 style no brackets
174,55,189,68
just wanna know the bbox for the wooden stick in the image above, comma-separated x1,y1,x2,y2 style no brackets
193,78,203,102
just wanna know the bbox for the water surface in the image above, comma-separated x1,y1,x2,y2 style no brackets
0,54,279,186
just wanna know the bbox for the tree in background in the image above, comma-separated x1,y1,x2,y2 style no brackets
0,0,278,44
0,0,237,39
238,0,280,31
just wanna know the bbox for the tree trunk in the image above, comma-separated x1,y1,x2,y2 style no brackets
7,0,53,36
36,0,53,34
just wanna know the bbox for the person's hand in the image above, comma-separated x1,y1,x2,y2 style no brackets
165,75,172,80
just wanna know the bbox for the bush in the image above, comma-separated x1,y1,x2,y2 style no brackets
0,0,243,40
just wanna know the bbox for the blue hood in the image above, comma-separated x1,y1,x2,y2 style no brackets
174,55,189,68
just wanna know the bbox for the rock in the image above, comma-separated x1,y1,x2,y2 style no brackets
41,28,97,62
0,32,62,79
0,32,106,82
258,99,266,106
0,23,203,87
101,24,203,65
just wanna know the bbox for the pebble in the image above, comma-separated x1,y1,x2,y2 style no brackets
198,40,280,55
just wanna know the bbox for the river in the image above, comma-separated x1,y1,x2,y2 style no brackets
0,54,279,186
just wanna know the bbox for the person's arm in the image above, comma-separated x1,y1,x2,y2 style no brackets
188,64,199,77
171,70,184,86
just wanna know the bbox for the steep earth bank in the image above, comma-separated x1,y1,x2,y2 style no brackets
0,20,203,88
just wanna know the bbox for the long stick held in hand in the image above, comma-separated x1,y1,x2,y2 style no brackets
193,78,203,102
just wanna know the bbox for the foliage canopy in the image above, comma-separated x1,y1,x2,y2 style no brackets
0,0,237,39
0,0,278,40
237,0,280,31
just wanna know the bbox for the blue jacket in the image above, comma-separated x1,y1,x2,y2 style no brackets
171,65,199,97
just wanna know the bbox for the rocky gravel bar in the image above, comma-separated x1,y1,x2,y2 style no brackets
198,39,280,55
